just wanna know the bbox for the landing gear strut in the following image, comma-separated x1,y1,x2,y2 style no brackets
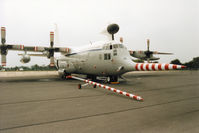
86,75,96,81
78,84,82,89
108,76,118,83
61,71,71,79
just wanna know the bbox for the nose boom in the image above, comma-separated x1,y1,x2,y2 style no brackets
133,63,186,71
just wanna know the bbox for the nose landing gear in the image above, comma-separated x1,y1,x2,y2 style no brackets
107,76,119,84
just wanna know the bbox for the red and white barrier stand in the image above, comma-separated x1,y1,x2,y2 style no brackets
66,75,143,101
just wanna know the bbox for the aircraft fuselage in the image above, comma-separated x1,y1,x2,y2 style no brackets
56,41,134,77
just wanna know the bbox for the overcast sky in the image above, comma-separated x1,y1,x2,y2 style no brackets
1,0,199,67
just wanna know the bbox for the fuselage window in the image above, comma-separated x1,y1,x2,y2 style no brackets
104,53,111,60
108,53,111,59
113,49,117,56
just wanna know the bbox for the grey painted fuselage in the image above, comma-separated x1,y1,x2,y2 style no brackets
56,41,135,76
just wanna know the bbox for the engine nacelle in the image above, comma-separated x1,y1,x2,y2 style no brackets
107,23,119,35
20,54,30,63
58,61,76,73
58,69,65,78
130,51,160,61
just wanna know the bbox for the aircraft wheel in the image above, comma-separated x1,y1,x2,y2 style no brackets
107,77,110,83
78,84,82,89
61,75,66,79
87,75,96,81
93,84,96,88
108,76,118,83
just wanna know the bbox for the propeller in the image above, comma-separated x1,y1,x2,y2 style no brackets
144,39,153,58
0,27,8,66
0,28,68,67
144,39,173,59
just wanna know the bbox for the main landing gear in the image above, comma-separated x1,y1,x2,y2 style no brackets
77,75,119,90
76,75,119,89
107,76,119,84
61,71,71,80
86,75,96,81
78,84,82,89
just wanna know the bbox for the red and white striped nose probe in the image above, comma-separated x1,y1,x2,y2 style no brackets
134,63,186,71
66,76,143,101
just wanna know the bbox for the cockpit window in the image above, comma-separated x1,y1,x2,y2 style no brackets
103,45,109,50
119,44,124,48
113,44,118,49
103,43,125,50
112,44,124,49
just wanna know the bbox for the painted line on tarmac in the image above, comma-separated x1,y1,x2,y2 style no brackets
1,96,199,131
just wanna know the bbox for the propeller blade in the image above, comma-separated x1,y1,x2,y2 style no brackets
147,39,150,51
1,27,7,66
49,32,55,66
18,53,46,57
50,32,54,47
1,27,6,44
50,57,54,66
153,51,173,55
1,54,6,66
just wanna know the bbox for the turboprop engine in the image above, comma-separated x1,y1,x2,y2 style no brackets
20,54,30,63
57,60,76,77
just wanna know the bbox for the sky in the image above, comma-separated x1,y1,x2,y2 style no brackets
1,0,199,67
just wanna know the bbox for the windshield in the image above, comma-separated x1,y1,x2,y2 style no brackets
103,43,126,50
113,44,125,49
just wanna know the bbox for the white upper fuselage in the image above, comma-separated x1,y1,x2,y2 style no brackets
56,41,135,76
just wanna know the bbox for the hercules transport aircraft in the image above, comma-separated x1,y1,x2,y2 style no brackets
0,24,185,101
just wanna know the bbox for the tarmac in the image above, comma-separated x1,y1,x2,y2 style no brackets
0,70,198,133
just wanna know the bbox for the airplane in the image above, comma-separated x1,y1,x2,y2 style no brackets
128,39,173,62
0,24,185,100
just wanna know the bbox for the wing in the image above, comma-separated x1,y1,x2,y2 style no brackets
128,39,173,62
0,27,71,66
7,44,71,53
